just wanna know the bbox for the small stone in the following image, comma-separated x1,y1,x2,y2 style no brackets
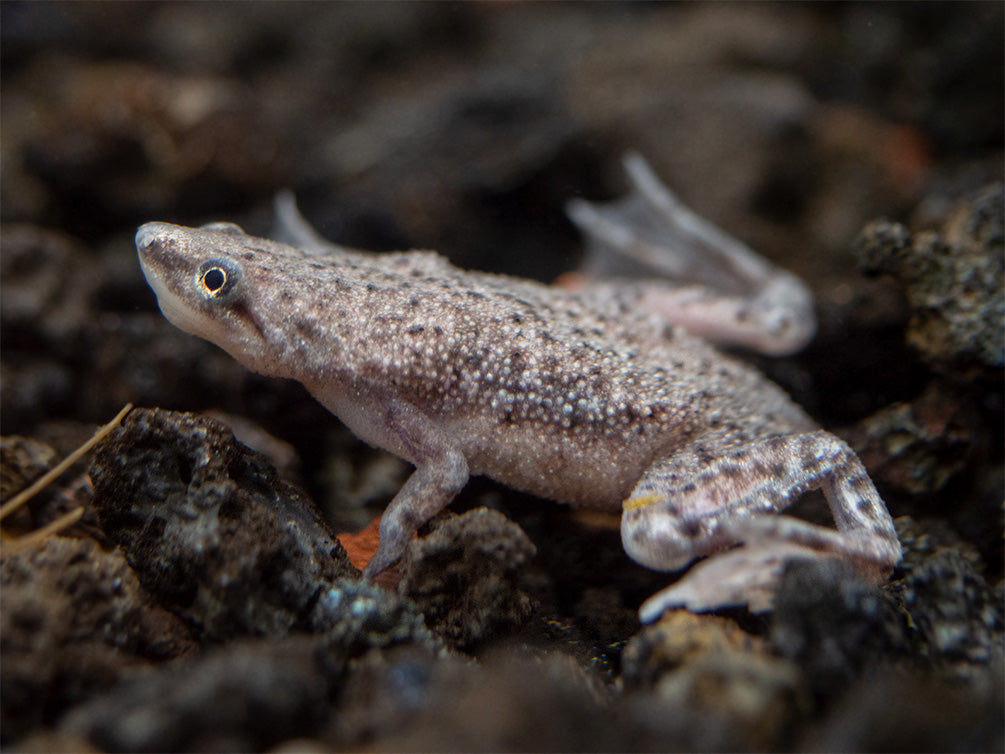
399,507,536,648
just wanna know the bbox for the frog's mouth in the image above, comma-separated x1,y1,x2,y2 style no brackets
136,223,208,338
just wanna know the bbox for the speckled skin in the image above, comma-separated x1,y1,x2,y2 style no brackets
135,163,901,618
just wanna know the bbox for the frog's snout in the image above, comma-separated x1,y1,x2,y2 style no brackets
135,222,172,254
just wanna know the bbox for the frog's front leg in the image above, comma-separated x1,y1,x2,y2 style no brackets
308,384,470,579
363,443,468,579
567,153,815,355
361,405,469,579
622,431,902,620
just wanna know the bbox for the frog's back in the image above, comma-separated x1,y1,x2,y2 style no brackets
341,261,815,507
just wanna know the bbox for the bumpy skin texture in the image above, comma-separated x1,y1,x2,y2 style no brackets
135,158,901,618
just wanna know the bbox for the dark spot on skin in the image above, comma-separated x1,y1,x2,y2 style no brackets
874,523,895,539
680,519,702,537
850,474,874,493
309,262,325,270
367,283,378,292
511,313,523,324
856,498,873,513
770,462,787,479
409,297,420,307
295,318,321,339
242,252,255,260
433,326,444,335
406,325,425,335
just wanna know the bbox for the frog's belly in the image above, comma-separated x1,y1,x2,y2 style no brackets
459,418,656,511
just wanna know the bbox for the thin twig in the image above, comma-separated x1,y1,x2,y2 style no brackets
2,507,86,554
0,403,133,521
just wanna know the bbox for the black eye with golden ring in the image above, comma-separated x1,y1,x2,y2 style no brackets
196,258,242,304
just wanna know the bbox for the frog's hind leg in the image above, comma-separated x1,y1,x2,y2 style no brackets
566,153,815,355
621,430,901,619
271,190,356,256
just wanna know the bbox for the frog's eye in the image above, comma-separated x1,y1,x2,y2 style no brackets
196,258,243,304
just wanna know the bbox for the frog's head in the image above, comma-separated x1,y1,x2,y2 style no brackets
135,221,310,378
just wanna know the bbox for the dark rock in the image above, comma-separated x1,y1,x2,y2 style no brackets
622,611,806,751
399,507,536,648
0,537,195,744
89,407,359,640
308,578,440,655
850,383,980,496
902,549,1003,667
0,435,57,533
329,645,460,747
59,637,342,753
622,611,769,689
855,183,1005,373
804,668,1004,753
368,648,623,753
770,558,909,698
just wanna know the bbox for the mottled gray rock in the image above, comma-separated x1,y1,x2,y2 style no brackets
855,183,1004,371
399,508,536,648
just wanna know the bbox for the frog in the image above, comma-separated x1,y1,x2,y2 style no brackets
135,153,901,621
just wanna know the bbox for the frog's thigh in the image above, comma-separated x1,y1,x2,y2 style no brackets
620,430,901,575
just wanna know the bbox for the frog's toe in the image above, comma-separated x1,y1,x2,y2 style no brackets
638,541,834,621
